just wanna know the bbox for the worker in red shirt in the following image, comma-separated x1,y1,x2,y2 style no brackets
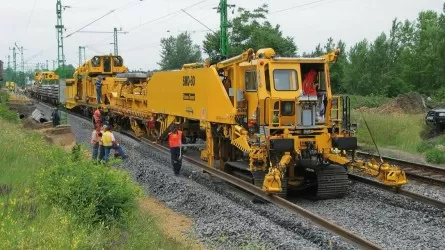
168,124,186,175
93,106,103,128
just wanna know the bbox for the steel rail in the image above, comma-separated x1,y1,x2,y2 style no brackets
348,174,445,210
136,137,381,250
356,151,445,186
33,101,381,249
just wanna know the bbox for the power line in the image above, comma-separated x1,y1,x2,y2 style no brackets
65,10,116,38
181,9,216,34
73,0,208,54
128,0,209,32
25,0,38,31
64,0,143,35
269,0,334,14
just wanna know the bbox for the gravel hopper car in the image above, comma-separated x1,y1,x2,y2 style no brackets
65,49,408,199
29,71,61,105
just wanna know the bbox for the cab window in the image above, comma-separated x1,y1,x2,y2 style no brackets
91,56,101,67
245,70,257,91
273,69,298,91
265,65,271,91
114,56,123,67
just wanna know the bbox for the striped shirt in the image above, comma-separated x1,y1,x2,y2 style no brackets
95,79,102,88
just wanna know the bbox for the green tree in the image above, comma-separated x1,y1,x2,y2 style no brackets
203,4,297,58
158,32,202,70
408,11,444,95
55,64,76,78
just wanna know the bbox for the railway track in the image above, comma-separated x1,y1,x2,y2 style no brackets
32,101,381,249
32,100,445,248
348,173,445,210
356,151,445,186
135,136,381,250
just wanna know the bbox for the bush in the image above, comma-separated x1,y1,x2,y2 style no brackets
417,141,435,153
38,161,142,226
425,148,445,164
0,104,18,123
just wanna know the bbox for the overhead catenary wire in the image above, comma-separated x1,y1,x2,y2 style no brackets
181,9,216,34
64,0,144,37
127,0,209,32
65,10,116,38
269,0,336,14
73,0,206,52
25,0,38,31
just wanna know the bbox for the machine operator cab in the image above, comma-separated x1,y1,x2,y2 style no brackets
85,55,128,76
232,48,337,134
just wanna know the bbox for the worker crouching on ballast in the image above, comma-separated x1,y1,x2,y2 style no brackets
168,124,186,175
101,125,127,162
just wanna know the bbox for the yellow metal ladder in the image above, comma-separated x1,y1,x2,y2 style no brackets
269,98,281,127
331,96,342,129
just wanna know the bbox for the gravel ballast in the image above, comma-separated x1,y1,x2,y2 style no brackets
36,103,445,249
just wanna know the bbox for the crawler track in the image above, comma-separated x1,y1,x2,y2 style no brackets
356,151,445,186
34,100,380,249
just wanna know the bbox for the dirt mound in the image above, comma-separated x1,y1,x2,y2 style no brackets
7,103,36,118
358,92,427,114
43,132,76,151
22,118,76,151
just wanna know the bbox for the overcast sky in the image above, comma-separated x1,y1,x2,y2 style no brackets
0,0,443,71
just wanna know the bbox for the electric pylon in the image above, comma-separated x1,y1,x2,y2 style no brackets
215,0,235,57
56,0,65,77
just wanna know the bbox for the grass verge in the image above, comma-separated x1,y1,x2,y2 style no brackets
350,96,445,164
352,111,424,153
344,94,391,110
0,95,190,249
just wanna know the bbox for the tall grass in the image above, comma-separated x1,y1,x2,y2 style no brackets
352,111,424,153
344,94,391,109
0,102,189,249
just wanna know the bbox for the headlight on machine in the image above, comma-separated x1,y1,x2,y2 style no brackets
281,101,294,116
439,113,445,117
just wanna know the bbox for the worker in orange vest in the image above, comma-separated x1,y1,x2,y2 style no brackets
168,124,186,175
93,106,103,128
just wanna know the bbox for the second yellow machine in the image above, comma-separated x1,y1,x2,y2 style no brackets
65,49,408,199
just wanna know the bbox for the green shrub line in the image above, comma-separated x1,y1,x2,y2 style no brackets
0,97,188,249
38,157,142,227
0,92,19,123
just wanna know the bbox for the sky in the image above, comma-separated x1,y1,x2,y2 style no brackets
0,0,443,71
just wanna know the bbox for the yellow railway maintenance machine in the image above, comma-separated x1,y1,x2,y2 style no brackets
34,71,60,84
65,55,128,109
66,49,408,199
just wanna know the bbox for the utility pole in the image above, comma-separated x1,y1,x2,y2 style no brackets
52,60,56,70
46,60,49,70
78,46,86,66
15,43,25,87
9,47,17,82
56,0,65,77
7,55,10,69
113,28,119,56
215,0,235,57
78,28,128,56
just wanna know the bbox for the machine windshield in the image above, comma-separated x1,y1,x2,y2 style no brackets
273,69,298,91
